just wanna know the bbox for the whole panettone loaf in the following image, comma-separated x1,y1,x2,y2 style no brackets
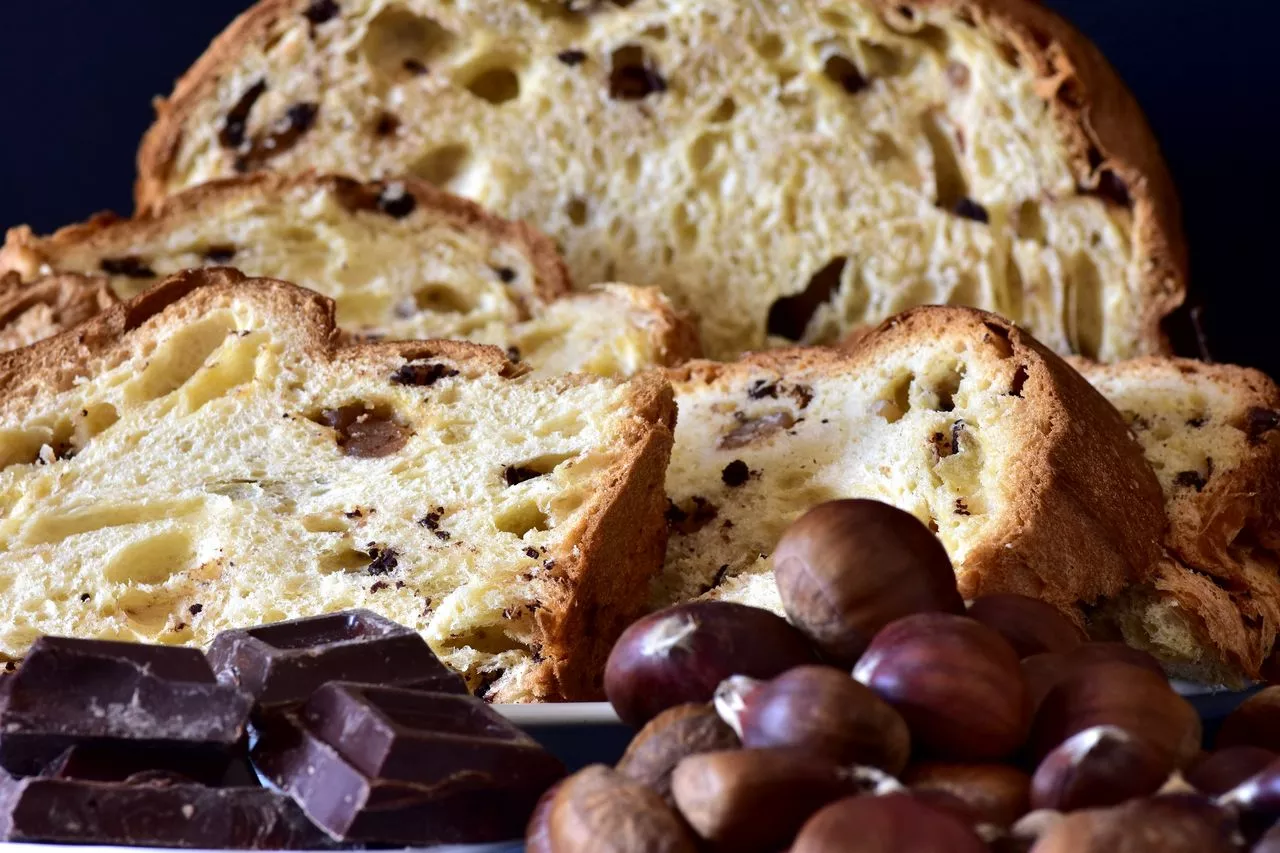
135,0,1184,361
0,174,698,374
0,268,677,702
1075,356,1280,684
656,307,1165,621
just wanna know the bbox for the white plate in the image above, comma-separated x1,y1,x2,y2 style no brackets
493,702,620,727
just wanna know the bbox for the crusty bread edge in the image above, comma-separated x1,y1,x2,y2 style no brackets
676,306,1166,618
0,267,675,702
1,172,572,306
134,0,1187,352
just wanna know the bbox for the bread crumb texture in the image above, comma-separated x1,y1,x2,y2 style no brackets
656,307,1165,620
141,0,1180,361
1078,357,1280,683
0,176,698,376
0,272,675,702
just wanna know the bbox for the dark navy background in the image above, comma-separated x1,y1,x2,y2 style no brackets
1,1,1276,374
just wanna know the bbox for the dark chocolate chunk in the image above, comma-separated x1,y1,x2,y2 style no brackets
366,546,398,575
40,744,226,786
203,244,237,264
206,609,464,711
1245,407,1280,444
609,45,667,100
99,255,157,279
0,637,250,777
373,111,401,137
0,774,330,848
1174,470,1207,491
493,265,517,283
767,256,846,341
665,496,719,535
748,380,778,399
252,685,563,843
235,102,320,172
557,49,588,66
503,465,542,486
220,79,267,150
315,404,410,458
377,184,416,218
402,58,428,75
953,197,990,223
303,0,340,25
390,361,459,386
721,459,750,487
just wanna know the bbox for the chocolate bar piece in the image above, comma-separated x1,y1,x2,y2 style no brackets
0,636,251,776
253,684,564,843
0,774,331,848
207,609,465,710
41,744,225,786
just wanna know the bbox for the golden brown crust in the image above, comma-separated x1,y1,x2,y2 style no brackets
0,273,119,354
3,172,572,305
135,0,1187,354
868,0,1187,353
0,267,673,700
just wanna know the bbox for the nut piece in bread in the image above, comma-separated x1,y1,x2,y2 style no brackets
0,174,699,374
135,0,1184,361
657,307,1164,622
1074,357,1280,684
0,268,676,702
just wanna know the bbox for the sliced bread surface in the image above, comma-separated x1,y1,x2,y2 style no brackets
0,268,677,702
655,307,1165,621
136,0,1184,361
0,174,699,374
1073,357,1280,683
0,273,117,353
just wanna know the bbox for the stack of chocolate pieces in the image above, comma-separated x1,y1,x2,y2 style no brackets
0,609,565,848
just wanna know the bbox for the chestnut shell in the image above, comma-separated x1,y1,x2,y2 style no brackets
773,500,964,667
967,594,1085,658
791,793,988,853
604,601,817,727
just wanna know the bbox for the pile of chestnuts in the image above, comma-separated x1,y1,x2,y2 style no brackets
528,499,1280,852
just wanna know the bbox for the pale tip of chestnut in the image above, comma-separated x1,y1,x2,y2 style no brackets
712,674,761,738
640,612,698,657
845,764,906,796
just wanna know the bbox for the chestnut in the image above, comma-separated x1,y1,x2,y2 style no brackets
1216,686,1280,752
773,500,964,667
1256,823,1280,853
1219,756,1280,824
904,762,1031,828
1029,661,1201,768
1186,746,1277,796
1021,652,1070,716
1064,642,1165,676
669,748,865,852
791,792,989,853
543,764,699,853
524,780,562,853
603,601,817,727
967,594,1085,658
1029,725,1173,812
716,665,911,774
1028,794,1240,853
853,612,1030,761
616,703,740,802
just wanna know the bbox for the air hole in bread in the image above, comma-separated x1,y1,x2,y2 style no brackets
930,366,963,412
503,452,576,486
103,531,196,585
875,372,914,423
753,33,786,61
1009,365,1029,397
126,315,239,405
911,25,950,55
884,4,922,32
819,9,853,29
858,41,906,77
565,197,588,226
766,256,847,341
411,143,471,188
362,5,455,78
608,44,667,100
869,132,904,166
462,65,522,105
822,54,868,95
922,112,968,213
0,428,56,469
319,544,377,574
996,40,1021,69
709,96,736,123
301,513,350,534
494,500,552,537
689,133,722,172
412,284,474,315
75,402,120,449
1015,201,1047,243
117,588,180,636
1068,253,1104,360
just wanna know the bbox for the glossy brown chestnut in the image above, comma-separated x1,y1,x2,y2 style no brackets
603,601,817,727
1029,661,1202,768
524,780,562,853
1064,642,1165,676
1030,725,1173,812
904,762,1031,828
544,765,699,853
716,665,911,774
669,748,865,852
967,594,1085,658
1022,643,1165,717
791,792,989,853
773,500,964,667
853,612,1031,761
615,703,740,802
1218,757,1280,824
1028,794,1240,853
1216,686,1280,752
1186,746,1278,796
1256,823,1280,853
